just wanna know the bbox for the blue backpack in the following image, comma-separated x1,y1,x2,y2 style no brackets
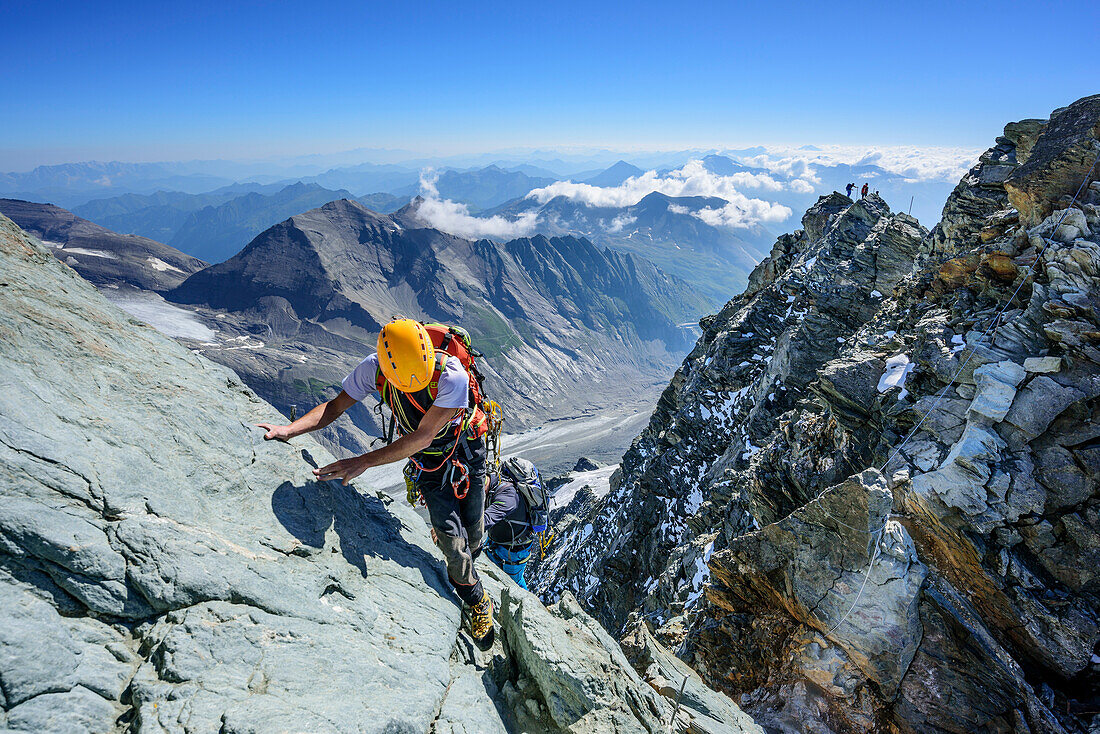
501,457,551,552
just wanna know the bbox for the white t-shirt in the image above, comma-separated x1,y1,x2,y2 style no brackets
342,353,470,413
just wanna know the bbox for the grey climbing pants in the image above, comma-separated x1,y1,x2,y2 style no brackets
417,437,486,605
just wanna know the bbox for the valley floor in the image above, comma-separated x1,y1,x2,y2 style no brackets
355,394,656,498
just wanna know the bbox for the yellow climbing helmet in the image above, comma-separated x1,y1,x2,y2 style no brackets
377,318,435,392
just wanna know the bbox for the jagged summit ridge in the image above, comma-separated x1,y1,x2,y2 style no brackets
537,95,1100,732
535,190,927,624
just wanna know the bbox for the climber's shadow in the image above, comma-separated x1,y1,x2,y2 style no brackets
271,450,455,605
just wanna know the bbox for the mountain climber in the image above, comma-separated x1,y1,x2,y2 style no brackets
861,182,869,198
845,182,855,198
483,457,547,589
257,318,495,643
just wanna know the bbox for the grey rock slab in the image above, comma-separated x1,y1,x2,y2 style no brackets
130,601,452,734
1024,356,1062,373
1002,375,1085,441
0,216,460,730
0,571,138,715
431,669,509,734
619,620,763,734
968,360,1026,423
497,586,670,733
3,686,121,734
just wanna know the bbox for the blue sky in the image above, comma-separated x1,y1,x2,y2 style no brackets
2,0,1098,169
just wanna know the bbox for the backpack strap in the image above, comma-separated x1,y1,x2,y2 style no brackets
404,353,447,414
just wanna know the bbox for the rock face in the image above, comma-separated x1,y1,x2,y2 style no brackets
537,96,1100,732
0,198,206,291
169,198,707,448
1006,95,1100,227
0,213,753,733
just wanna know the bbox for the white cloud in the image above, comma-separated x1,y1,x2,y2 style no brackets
738,144,981,183
789,178,816,194
525,159,796,228
692,200,792,227
605,213,636,233
671,193,790,228
410,168,539,240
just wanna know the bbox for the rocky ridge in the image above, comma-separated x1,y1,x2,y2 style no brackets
0,212,756,733
535,94,1100,732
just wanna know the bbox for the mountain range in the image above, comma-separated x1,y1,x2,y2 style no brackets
390,164,556,212
1,196,707,460
169,199,706,452
5,155,960,313
164,182,357,263
0,198,206,291
461,189,772,305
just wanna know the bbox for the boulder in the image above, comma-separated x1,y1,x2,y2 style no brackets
620,619,763,734
1002,376,1085,441
707,470,926,700
801,193,852,243
1024,356,1062,373
573,457,600,472
497,588,670,733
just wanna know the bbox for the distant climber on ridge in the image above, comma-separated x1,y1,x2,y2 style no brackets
257,318,496,643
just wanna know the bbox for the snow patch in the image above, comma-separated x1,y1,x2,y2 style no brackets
102,290,215,341
147,257,185,273
878,354,915,399
550,465,618,510
62,247,117,259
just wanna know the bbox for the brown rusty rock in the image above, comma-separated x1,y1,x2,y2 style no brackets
934,253,1019,294
934,254,980,292
977,253,1018,283
978,225,1005,243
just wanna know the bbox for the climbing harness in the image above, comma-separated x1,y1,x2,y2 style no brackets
821,151,1100,637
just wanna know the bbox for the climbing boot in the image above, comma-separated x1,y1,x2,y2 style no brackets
468,588,494,648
